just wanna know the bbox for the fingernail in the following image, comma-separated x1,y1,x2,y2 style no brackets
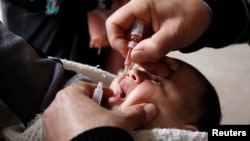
144,103,157,122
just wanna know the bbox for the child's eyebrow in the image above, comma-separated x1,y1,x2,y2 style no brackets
131,64,140,69
133,64,169,79
134,66,163,79
145,71,162,80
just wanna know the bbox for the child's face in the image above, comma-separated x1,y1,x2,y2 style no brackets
109,58,202,130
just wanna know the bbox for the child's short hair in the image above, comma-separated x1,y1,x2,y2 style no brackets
186,62,222,131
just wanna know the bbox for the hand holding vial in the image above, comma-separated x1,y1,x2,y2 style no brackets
124,20,145,73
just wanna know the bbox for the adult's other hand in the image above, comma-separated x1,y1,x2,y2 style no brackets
42,81,157,141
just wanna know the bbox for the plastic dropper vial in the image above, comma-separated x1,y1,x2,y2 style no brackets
124,20,145,72
92,82,103,105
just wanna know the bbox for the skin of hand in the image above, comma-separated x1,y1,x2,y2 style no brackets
106,0,212,65
42,81,157,141
88,0,129,41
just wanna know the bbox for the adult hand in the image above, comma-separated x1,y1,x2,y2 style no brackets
88,0,130,48
106,0,212,63
42,81,157,141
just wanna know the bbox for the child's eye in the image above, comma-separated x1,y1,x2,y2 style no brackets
152,78,161,84
151,76,164,87
145,71,164,87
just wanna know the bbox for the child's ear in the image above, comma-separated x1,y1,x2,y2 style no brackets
180,124,199,131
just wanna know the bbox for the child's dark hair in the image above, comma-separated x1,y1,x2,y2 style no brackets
191,67,222,132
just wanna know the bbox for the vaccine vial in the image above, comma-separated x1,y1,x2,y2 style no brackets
92,82,103,105
124,20,145,72
128,20,145,48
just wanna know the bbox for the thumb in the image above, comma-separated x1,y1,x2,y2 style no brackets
131,24,180,64
131,37,169,64
121,103,157,130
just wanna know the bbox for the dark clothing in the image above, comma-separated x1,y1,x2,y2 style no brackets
0,22,134,141
0,21,92,125
1,0,106,68
71,127,134,141
182,0,250,53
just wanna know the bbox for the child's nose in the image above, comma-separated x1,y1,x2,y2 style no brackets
127,69,143,83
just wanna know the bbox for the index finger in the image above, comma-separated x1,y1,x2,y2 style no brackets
106,9,134,57
106,1,150,57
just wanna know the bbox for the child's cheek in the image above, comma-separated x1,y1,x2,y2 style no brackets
122,89,149,107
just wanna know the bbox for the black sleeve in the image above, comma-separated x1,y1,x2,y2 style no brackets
71,127,134,141
0,22,92,125
181,0,250,53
